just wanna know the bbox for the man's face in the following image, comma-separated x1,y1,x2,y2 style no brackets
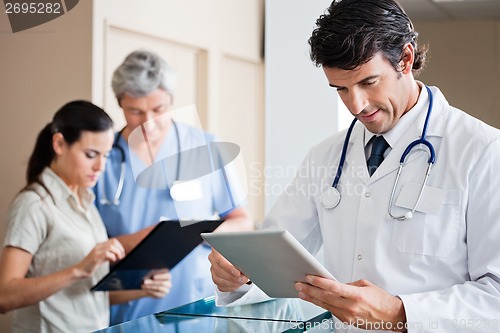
323,52,415,134
119,88,173,144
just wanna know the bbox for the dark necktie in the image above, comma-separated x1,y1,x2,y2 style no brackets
367,136,389,176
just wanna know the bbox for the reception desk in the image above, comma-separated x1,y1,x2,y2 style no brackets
96,297,335,332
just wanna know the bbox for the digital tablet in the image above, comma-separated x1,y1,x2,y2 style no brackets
201,230,336,298
91,219,223,291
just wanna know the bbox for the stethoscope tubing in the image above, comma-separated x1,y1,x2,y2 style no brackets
100,121,181,206
332,117,358,189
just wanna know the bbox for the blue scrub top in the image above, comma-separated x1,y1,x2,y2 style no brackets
94,123,239,325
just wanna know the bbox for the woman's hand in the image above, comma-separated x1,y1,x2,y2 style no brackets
73,238,125,279
109,270,172,304
141,270,172,298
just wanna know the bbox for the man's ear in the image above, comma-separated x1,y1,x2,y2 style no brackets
399,43,415,74
52,132,66,155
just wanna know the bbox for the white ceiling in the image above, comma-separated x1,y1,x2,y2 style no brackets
398,0,500,20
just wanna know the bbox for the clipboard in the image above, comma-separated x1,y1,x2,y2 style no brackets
91,220,223,291
201,230,336,298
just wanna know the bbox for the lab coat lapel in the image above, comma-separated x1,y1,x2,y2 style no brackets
422,86,447,139
345,123,370,184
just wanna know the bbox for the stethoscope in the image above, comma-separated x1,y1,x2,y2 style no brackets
320,85,436,221
99,121,181,205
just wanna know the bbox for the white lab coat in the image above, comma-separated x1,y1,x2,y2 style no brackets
217,85,500,332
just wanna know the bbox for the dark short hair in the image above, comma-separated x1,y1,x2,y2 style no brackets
309,0,427,74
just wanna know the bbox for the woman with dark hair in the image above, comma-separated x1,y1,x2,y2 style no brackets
0,101,171,333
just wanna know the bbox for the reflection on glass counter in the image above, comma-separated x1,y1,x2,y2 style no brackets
95,297,335,333
158,314,306,333
162,296,326,322
97,314,304,333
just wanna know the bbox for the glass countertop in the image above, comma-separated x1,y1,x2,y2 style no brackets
162,296,327,322
96,297,335,333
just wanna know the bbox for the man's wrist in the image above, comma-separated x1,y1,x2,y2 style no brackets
391,296,407,332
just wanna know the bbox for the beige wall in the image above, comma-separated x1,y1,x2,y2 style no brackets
415,20,500,128
0,3,93,329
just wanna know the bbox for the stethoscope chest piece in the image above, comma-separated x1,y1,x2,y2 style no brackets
320,187,341,209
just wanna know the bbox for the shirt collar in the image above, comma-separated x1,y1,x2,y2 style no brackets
364,81,429,149
40,167,95,212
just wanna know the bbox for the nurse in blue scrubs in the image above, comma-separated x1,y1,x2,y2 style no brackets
94,50,253,325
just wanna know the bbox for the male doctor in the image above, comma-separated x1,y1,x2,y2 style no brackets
209,0,500,332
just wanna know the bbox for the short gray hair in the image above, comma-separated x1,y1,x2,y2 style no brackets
111,50,176,101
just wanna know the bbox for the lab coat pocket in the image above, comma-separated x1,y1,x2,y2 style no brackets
391,183,460,257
